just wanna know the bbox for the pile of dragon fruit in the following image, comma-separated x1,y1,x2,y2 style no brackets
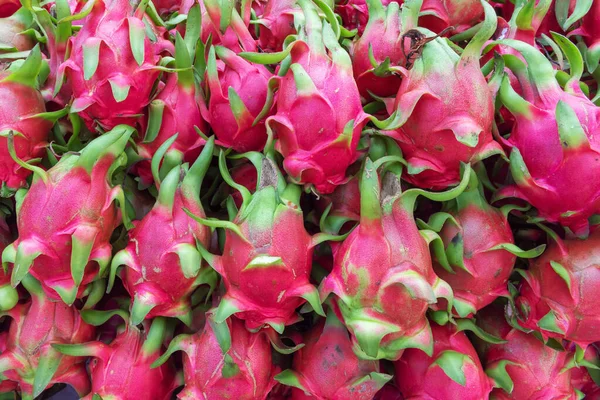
1,0,600,397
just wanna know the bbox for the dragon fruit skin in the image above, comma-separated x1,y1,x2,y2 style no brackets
494,39,600,236
336,0,369,33
394,323,494,399
257,0,369,195
187,155,327,333
418,0,484,34
569,0,600,72
383,0,503,190
0,12,34,54
152,314,278,400
53,312,177,400
320,159,471,360
255,0,298,52
275,309,391,400
2,125,134,305
0,275,95,400
570,346,600,399
418,172,545,317
109,137,217,325
0,0,20,17
0,213,17,311
205,44,271,153
58,0,172,131
0,47,52,193
515,230,600,347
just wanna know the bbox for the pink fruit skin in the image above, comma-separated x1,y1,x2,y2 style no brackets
395,324,493,400
168,317,277,400
0,0,20,17
284,313,389,400
256,0,298,52
336,0,369,34
0,291,95,398
571,346,600,399
60,0,172,131
516,231,600,347
0,76,51,191
418,0,484,34
229,162,258,208
205,46,271,152
374,384,404,400
570,0,600,67
0,16,34,53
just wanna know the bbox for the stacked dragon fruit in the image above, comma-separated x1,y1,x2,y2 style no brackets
0,0,599,398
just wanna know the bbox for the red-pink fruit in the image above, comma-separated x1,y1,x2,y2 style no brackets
418,0,484,34
205,44,271,152
260,0,369,194
336,0,369,34
374,384,404,400
109,137,217,325
255,0,299,52
53,311,177,400
569,0,600,72
418,172,545,317
395,323,494,399
515,230,600,348
202,0,254,53
320,159,471,360
212,161,258,209
571,346,600,399
0,47,52,194
0,275,95,399
186,156,328,333
315,174,360,234
152,314,278,400
0,0,20,18
501,0,565,39
382,0,502,190
493,38,600,236
136,32,208,186
275,310,391,399
58,0,172,131
2,126,134,305
0,13,34,54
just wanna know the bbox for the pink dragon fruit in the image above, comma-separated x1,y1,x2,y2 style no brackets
109,137,217,325
394,322,494,399
315,173,360,234
53,310,178,400
0,12,34,55
571,345,600,399
374,384,404,400
381,0,503,190
58,0,172,131
274,309,391,399
202,0,254,52
251,0,369,194
0,275,95,399
0,209,17,310
0,0,20,17
186,155,331,333
205,44,272,152
336,0,369,34
500,0,565,39
320,158,471,360
254,0,299,52
0,46,52,194
568,0,600,72
493,37,600,236
418,0,484,34
2,125,134,305
136,31,208,186
152,313,278,399
417,171,545,317
515,228,600,347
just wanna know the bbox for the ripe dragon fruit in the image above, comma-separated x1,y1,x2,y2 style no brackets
336,0,369,34
0,275,95,400
417,171,545,317
205,43,272,152
381,0,503,190
0,46,52,194
274,309,391,399
568,0,599,72
254,0,299,52
2,125,134,305
201,0,254,53
570,345,600,399
394,322,494,399
0,11,34,55
515,228,600,347
0,0,20,18
136,30,208,186
53,310,178,400
249,0,369,194
315,173,360,235
109,137,217,325
493,36,600,236
320,158,471,360
418,0,484,34
58,0,172,131
186,155,332,333
0,209,17,311
152,313,278,399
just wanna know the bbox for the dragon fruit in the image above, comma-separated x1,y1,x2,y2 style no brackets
374,384,404,400
418,0,484,34
254,0,299,52
186,155,330,333
2,125,134,305
320,158,471,360
152,313,278,399
0,275,95,399
336,0,369,34
571,345,600,399
201,0,254,53
136,31,208,186
250,0,369,194
0,0,20,18
109,137,217,325
274,309,391,399
315,174,360,234
382,0,503,190
567,0,599,72
53,310,177,400
205,44,271,152
0,11,34,55
493,37,600,236
417,171,545,317
0,211,17,310
0,46,52,194
58,0,172,131
394,322,494,399
515,228,600,347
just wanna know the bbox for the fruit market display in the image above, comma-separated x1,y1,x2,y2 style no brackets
1,0,600,398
